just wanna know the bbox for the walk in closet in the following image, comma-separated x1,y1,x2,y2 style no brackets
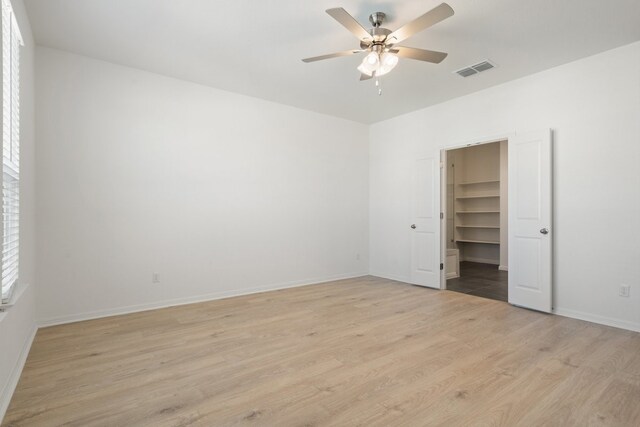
444,140,508,302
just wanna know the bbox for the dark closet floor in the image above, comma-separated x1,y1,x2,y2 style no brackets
446,261,508,302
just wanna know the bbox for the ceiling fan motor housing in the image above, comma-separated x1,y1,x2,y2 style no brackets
360,27,392,49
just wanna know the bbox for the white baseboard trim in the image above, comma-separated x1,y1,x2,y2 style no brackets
38,272,369,328
0,323,37,422
498,265,508,271
553,307,640,333
461,256,499,265
445,272,459,279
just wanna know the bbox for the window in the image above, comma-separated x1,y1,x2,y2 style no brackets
1,0,21,304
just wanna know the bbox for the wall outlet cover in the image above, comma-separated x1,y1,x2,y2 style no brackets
619,284,630,297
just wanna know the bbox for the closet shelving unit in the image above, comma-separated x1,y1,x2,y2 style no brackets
454,180,500,246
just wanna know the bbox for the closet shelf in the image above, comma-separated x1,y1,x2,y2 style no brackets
456,225,500,229
456,210,500,214
456,239,500,245
457,180,499,185
455,195,500,199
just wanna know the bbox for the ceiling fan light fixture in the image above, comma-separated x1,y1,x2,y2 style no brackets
375,66,392,77
365,51,379,65
359,51,398,77
376,52,399,76
357,63,373,76
382,52,398,67
358,51,380,75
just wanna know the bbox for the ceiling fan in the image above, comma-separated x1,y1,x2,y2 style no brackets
302,3,454,92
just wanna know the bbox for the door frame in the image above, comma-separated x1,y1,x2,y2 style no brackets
438,132,515,290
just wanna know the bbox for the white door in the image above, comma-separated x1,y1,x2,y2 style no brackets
508,129,553,312
411,153,441,288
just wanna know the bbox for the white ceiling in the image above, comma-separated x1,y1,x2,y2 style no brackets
24,0,640,123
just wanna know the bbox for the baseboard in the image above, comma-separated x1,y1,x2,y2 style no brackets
498,265,508,271
0,323,37,422
38,272,369,327
461,256,500,265
445,272,459,279
553,307,640,333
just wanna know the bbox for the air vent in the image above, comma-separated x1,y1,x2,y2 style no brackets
455,60,497,78
472,61,494,72
456,67,478,77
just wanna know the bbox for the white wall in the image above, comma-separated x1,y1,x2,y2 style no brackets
35,47,369,325
370,41,640,331
0,0,37,419
31,36,640,332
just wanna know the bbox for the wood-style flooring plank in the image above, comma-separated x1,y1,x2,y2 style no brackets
3,276,640,426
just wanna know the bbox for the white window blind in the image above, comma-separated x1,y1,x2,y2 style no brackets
1,0,21,304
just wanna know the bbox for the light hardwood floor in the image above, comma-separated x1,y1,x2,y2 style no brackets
4,276,640,426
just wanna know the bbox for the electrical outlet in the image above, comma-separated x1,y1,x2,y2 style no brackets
619,284,630,297
152,273,160,284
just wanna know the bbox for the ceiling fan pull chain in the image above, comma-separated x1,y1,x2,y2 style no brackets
376,77,382,96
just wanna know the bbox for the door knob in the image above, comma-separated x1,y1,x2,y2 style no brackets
540,228,549,235
411,224,417,229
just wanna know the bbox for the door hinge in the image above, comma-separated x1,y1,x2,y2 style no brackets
440,263,444,270
440,212,444,219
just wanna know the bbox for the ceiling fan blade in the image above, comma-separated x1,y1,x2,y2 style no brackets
302,49,364,63
386,3,454,45
359,73,372,81
391,46,448,63
326,8,372,41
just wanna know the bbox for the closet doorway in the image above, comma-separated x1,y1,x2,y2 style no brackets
411,130,551,311
442,140,508,302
